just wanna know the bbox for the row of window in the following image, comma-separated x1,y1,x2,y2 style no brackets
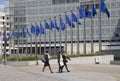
52,0,79,4
0,16,9,20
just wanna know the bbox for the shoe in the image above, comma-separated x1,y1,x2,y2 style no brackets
51,71,53,73
67,70,70,72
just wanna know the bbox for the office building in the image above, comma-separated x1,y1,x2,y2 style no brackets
8,0,120,55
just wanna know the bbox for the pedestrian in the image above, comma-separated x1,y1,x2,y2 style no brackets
57,51,64,73
61,51,71,72
42,51,53,73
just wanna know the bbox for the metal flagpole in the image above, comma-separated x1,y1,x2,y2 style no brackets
54,17,57,55
99,0,102,53
22,28,24,55
26,27,28,56
30,24,33,56
83,3,86,54
59,15,62,51
70,10,73,55
109,0,112,54
49,18,51,55
35,23,37,57
9,23,11,57
91,1,94,54
39,22,42,55
44,20,46,54
17,31,19,60
65,12,67,52
77,7,80,55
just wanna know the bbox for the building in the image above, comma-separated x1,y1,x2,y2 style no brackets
0,12,10,56
8,0,120,55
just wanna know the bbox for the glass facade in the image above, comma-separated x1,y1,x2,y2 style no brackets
8,0,120,54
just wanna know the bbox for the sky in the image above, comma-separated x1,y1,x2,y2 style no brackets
0,0,5,11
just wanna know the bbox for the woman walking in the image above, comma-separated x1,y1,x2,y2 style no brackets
61,51,71,72
42,51,53,73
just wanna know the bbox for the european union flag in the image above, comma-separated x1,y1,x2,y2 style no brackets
60,16,66,31
22,27,26,38
8,33,11,40
100,0,110,18
8,31,14,40
79,7,84,19
30,24,35,34
85,7,92,18
35,25,40,37
40,23,45,34
55,21,60,32
92,4,97,17
45,21,50,29
72,12,81,25
66,14,75,28
27,28,31,36
50,20,55,30
16,31,19,39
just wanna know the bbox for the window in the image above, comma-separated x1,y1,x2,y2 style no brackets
2,16,4,20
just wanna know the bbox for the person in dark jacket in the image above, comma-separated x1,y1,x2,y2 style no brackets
42,51,53,73
57,51,64,73
61,51,71,72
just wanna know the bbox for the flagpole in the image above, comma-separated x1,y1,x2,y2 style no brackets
91,1,94,54
70,10,73,55
99,0,102,53
30,24,33,56
39,22,42,55
49,18,51,55
83,3,86,54
26,27,28,56
17,31,19,60
59,15,62,51
9,23,11,57
54,17,57,55
65,12,67,52
35,23,37,57
44,20,46,54
77,7,80,55
109,0,111,54
22,28,24,55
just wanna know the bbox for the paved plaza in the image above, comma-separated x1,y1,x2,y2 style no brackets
0,63,120,81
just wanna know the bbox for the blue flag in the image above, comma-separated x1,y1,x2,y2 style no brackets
60,16,66,31
27,28,31,36
30,24,35,34
72,12,81,25
8,33,11,40
85,8,92,18
50,20,54,30
66,14,75,28
45,21,50,29
92,4,97,17
55,21,60,32
16,31,19,39
8,31,14,40
22,27,26,38
100,0,110,18
40,23,45,34
79,7,84,19
35,25,40,37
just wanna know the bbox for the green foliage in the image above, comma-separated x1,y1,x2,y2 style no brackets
7,56,17,61
0,57,2,61
6,53,104,61
7,55,42,61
